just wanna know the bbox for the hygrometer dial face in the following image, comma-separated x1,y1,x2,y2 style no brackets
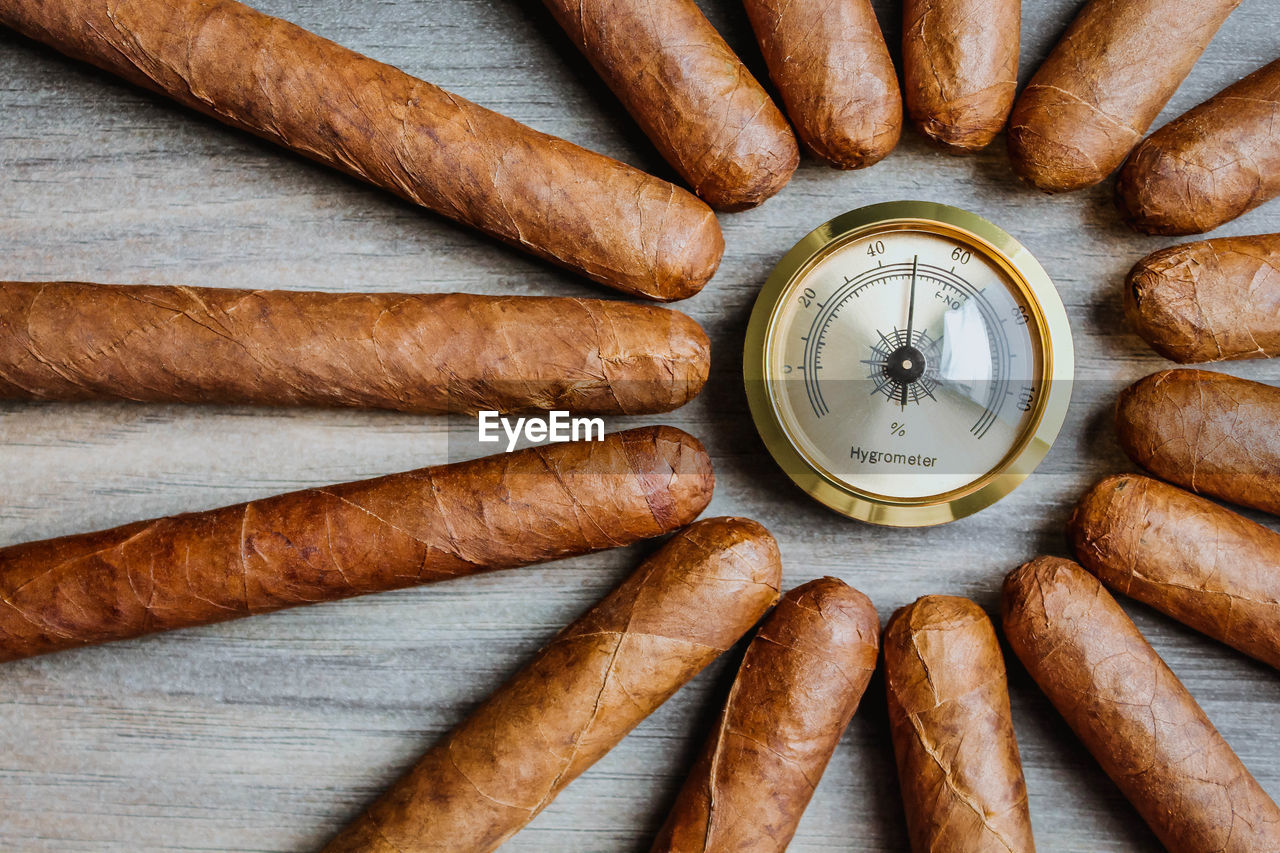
745,202,1073,527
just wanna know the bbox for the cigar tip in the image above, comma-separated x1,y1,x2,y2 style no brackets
912,103,1005,156
1123,245,1216,363
1006,115,1108,193
1002,556,1095,619
886,595,991,653
655,205,725,302
669,311,713,407
623,426,715,525
803,108,903,171
1115,143,1212,236
1067,474,1139,553
598,306,710,412
694,129,800,212
678,516,783,591
782,577,880,643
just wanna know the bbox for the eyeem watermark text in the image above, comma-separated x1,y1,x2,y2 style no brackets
478,410,606,452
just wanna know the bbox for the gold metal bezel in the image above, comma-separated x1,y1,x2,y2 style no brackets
743,200,1074,527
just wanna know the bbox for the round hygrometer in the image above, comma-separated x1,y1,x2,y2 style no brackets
744,201,1074,527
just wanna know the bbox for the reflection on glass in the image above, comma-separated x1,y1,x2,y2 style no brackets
939,300,993,408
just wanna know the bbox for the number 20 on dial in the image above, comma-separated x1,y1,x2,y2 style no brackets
744,201,1074,527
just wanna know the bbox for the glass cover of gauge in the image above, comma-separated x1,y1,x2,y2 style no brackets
744,201,1074,527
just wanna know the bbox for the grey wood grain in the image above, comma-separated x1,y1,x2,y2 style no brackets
2,0,1279,850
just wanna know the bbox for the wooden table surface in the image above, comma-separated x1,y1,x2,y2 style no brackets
2,1,1279,850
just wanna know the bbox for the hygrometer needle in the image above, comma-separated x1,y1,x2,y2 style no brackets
905,254,918,345
899,254,919,409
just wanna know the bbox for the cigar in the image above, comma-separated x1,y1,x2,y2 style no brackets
1004,557,1280,852
324,517,782,853
0,426,714,662
1116,368,1280,515
743,0,902,169
1007,0,1241,193
0,0,724,300
902,0,1019,153
1117,58,1280,235
651,577,880,852
0,283,710,415
539,0,798,211
1069,474,1280,670
1124,235,1280,363
884,596,1035,852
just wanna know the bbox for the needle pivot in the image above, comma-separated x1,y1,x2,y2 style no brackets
885,344,926,383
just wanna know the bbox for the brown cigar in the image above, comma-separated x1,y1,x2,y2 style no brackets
323,517,782,853
1004,557,1280,852
1069,474,1280,670
0,282,710,414
651,577,880,852
0,426,713,662
540,0,798,211
884,596,1035,853
1118,58,1280,235
1125,235,1280,363
0,0,723,300
1008,0,1240,193
742,0,902,169
903,0,1019,153
1116,368,1280,515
